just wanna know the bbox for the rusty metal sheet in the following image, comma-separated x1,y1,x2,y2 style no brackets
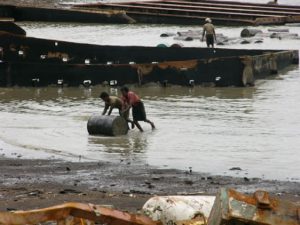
0,202,160,225
207,188,300,225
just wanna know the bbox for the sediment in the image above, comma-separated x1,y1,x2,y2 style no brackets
0,158,299,212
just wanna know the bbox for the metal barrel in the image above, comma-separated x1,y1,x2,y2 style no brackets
87,115,128,136
240,28,262,37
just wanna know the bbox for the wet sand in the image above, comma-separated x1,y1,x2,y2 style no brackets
0,158,299,212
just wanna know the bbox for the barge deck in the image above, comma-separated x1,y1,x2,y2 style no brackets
74,0,300,25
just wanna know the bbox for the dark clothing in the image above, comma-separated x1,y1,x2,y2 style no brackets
206,34,214,47
132,101,147,121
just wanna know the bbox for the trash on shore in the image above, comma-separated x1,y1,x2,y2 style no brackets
207,188,300,225
143,196,216,225
1,188,299,225
0,202,160,225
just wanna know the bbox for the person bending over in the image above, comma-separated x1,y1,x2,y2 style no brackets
100,91,135,128
120,86,155,132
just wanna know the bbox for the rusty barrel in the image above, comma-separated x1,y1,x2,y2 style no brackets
240,28,262,37
87,115,128,136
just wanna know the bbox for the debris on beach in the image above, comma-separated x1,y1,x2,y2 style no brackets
0,188,299,225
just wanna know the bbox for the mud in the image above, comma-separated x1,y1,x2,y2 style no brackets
0,158,299,212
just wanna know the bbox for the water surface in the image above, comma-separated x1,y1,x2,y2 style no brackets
1,0,300,181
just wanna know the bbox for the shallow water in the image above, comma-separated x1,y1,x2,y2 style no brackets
1,0,300,181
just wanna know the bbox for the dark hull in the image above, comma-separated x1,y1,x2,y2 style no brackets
0,32,298,87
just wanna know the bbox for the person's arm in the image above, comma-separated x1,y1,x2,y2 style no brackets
213,28,217,41
102,104,109,115
122,103,131,114
202,26,206,42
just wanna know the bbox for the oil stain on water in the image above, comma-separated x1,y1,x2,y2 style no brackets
1,7,300,181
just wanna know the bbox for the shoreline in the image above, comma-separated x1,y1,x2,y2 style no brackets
0,157,299,212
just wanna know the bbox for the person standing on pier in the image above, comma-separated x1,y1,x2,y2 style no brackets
121,86,155,132
202,18,217,48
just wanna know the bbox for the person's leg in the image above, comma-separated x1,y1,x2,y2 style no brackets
144,119,155,129
120,109,135,129
134,120,144,132
206,35,210,47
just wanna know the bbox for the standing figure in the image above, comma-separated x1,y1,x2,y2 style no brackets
121,86,155,132
202,18,217,48
100,91,135,128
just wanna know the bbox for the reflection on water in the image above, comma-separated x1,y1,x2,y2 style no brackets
89,134,148,154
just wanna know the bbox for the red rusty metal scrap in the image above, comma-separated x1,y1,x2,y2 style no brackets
0,202,161,225
254,190,271,209
207,188,300,225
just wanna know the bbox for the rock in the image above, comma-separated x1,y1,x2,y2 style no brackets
123,190,131,194
174,36,194,41
59,189,82,194
241,28,262,37
28,190,43,196
229,167,242,171
7,208,17,212
244,177,250,182
268,28,289,33
147,184,155,189
184,179,194,185
160,32,176,37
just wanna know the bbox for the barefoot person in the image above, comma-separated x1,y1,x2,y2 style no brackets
121,86,155,132
100,91,134,128
202,18,217,48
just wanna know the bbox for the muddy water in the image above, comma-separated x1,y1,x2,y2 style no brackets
1,1,300,181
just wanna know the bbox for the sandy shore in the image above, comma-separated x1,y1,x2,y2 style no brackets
0,158,299,212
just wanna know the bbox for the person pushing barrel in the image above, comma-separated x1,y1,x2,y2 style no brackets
100,92,135,129
121,86,155,132
202,18,217,48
